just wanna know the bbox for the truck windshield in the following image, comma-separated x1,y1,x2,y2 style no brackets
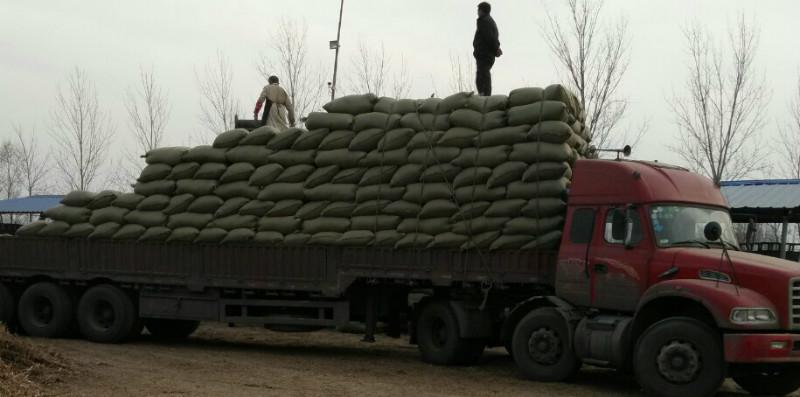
650,205,739,249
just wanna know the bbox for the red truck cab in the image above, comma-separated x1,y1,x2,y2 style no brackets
519,159,800,397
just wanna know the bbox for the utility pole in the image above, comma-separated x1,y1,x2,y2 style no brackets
330,0,344,101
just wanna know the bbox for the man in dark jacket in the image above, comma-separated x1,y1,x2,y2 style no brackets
473,2,502,96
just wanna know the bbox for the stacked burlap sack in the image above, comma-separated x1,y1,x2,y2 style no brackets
18,84,588,251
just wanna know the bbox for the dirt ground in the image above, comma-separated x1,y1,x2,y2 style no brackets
5,323,793,397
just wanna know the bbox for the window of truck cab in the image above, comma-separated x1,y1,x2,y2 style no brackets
603,207,643,245
648,204,738,248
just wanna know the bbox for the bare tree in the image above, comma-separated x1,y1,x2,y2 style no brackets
448,53,476,93
197,50,239,135
0,140,20,199
50,67,114,192
126,67,170,153
778,75,800,178
542,0,640,149
12,124,48,196
670,17,768,184
390,55,412,99
348,41,411,98
256,19,325,123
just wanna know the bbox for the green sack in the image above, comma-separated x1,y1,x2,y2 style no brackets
353,112,398,132
267,200,303,217
221,228,255,244
351,215,401,231
284,233,312,246
240,125,278,145
427,232,469,248
394,233,434,249
520,198,567,218
44,205,91,224
438,127,480,148
398,218,449,235
460,231,500,250
112,224,146,240
391,99,419,114
439,92,473,114
406,130,444,150
527,121,574,144
485,199,527,217
373,97,396,114
352,200,391,216
64,223,95,238
215,197,250,217
308,232,343,245
420,164,461,183
195,228,228,244
188,196,224,213
276,164,315,183
304,183,358,202
487,162,527,188
124,210,167,228
338,230,375,246
215,182,259,200
183,145,228,163
225,146,271,166
356,185,405,202
167,227,200,242
86,190,120,210
266,128,304,150
360,166,397,186
194,163,227,180
253,231,283,245
258,183,305,201
506,179,569,199
466,94,508,113
250,164,285,186
163,194,195,215
15,221,48,236
168,212,213,229
508,87,544,107
454,185,506,202
296,201,329,220
510,142,573,164
137,194,171,211
37,221,70,236
332,167,367,184
145,146,188,165
175,179,217,196
452,146,510,168
315,149,366,168
419,199,459,219
359,148,409,167
402,183,452,203
349,128,385,152
292,128,329,150
239,200,275,216
453,167,492,188
138,226,171,242
450,202,491,222
89,207,130,225
167,162,200,180
213,129,248,148
88,222,121,240
408,147,461,165
449,109,483,130
383,200,421,217
302,217,351,234
544,84,580,114
452,217,509,235
522,162,571,182
520,230,562,250
373,230,404,246
304,165,339,188
61,190,97,207
139,163,172,182
268,150,316,167
304,112,354,130
322,93,378,114
134,180,175,196
507,101,568,126
490,235,535,251
258,216,300,234
210,215,258,231
378,128,415,151
503,216,564,236
318,130,355,150
321,201,356,217
475,125,529,147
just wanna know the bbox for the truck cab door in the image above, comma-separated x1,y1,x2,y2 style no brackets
555,207,598,307
588,206,650,311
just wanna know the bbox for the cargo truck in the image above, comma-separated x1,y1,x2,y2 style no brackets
2,158,799,397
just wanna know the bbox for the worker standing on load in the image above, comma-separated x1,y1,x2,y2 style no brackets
253,75,296,131
473,2,502,96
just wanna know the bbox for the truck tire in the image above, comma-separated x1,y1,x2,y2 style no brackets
77,284,136,343
144,319,200,339
733,365,800,396
416,301,486,365
634,317,723,397
17,282,74,338
511,307,580,381
0,282,15,326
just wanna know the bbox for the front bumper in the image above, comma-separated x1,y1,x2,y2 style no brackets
725,333,800,363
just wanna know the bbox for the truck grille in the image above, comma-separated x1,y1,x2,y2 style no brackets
792,278,800,329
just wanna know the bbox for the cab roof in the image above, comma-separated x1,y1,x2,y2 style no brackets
568,159,727,208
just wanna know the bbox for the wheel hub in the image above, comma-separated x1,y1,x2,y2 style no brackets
657,340,701,384
32,297,54,325
527,327,561,365
92,301,116,329
430,318,448,348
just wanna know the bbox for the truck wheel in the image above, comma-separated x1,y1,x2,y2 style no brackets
77,284,136,343
17,282,74,338
0,282,15,327
634,317,723,397
511,307,580,381
733,365,800,396
144,319,200,339
416,301,486,365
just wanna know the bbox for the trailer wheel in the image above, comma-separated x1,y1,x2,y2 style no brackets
511,307,580,381
416,301,486,365
144,319,200,339
17,282,74,338
634,317,723,397
732,365,800,396
0,282,15,327
77,284,136,343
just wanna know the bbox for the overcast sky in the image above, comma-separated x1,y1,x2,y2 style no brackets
2,0,800,191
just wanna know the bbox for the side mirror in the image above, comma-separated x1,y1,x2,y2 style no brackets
624,205,636,249
704,221,722,241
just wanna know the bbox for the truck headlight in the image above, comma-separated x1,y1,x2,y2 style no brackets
730,308,777,324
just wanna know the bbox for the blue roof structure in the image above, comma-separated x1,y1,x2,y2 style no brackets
719,179,800,222
0,195,63,214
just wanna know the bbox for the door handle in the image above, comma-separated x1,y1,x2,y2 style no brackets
594,263,608,274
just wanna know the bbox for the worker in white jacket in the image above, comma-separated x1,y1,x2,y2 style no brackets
253,76,295,131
